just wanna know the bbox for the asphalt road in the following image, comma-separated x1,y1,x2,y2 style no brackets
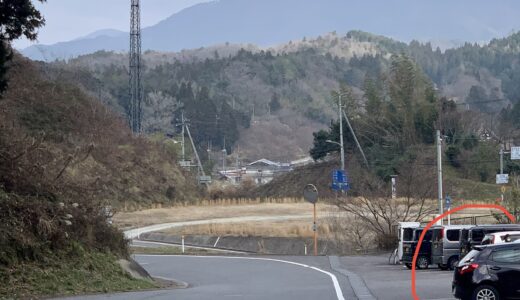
58,254,459,300
340,254,456,300
60,255,356,300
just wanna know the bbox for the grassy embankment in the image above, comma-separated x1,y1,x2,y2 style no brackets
0,249,155,299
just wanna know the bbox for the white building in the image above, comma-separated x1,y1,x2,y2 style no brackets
218,158,294,185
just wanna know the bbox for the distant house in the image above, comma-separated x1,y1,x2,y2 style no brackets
290,156,314,168
218,158,295,185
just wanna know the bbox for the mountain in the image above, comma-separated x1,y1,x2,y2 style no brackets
22,0,520,61
75,29,127,40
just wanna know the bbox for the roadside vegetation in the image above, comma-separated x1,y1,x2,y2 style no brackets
0,53,202,297
0,2,202,297
0,246,155,298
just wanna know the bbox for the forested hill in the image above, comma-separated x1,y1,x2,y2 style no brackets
45,31,520,162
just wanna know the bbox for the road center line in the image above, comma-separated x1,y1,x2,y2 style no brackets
137,255,346,300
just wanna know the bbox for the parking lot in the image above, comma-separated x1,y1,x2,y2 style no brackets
339,254,456,300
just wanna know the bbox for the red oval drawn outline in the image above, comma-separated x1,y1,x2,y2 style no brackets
411,204,517,300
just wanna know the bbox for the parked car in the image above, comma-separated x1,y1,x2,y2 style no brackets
481,231,520,246
401,227,434,269
432,225,473,270
453,243,520,300
459,225,520,259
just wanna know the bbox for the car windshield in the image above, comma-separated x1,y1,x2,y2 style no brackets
414,229,432,241
403,228,414,241
481,235,493,245
458,249,481,266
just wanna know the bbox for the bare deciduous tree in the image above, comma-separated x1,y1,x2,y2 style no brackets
334,152,437,249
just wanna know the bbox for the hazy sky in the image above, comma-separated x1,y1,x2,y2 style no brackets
14,0,210,49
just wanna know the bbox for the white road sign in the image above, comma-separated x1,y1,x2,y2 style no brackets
512,147,520,160
496,174,509,184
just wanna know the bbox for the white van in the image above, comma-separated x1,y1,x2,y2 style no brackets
396,222,421,263
481,231,520,245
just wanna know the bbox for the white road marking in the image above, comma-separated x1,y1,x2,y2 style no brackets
213,236,221,248
137,255,346,300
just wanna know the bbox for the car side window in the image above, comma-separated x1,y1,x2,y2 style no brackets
491,249,520,264
472,230,484,241
447,230,460,242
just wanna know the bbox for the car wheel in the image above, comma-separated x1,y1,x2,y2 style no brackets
405,263,412,269
448,257,458,271
438,263,449,270
417,256,429,269
472,285,500,300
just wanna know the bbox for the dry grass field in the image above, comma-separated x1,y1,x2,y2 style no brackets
114,199,337,229
114,198,497,240
157,219,335,238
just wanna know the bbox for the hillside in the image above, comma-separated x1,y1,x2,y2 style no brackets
43,31,520,167
1,58,199,208
0,55,199,297
22,0,520,61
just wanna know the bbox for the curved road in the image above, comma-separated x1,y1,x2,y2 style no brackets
62,255,353,300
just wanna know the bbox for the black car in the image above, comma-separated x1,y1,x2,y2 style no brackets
452,243,520,300
401,227,434,269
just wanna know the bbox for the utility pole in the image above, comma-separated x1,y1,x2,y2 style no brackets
181,111,186,162
499,144,510,203
207,140,212,162
222,138,227,172
339,94,345,171
185,123,206,178
342,110,369,167
436,130,444,225
129,0,143,133
500,144,505,175
252,104,255,125
235,144,240,169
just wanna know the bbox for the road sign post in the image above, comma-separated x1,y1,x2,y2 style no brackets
391,175,397,199
496,174,509,185
303,184,319,256
511,147,520,160
331,170,350,192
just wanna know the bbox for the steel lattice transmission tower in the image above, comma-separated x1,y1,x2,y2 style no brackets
129,0,143,133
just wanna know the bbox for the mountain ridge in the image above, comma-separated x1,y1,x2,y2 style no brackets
22,0,520,61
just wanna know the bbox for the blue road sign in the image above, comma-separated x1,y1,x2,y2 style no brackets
331,170,350,191
445,195,452,210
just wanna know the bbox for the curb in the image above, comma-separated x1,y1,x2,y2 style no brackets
329,256,377,300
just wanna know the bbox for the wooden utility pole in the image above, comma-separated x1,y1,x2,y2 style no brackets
313,202,317,256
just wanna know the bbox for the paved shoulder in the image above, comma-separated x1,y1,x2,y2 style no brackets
329,256,376,300
337,255,456,300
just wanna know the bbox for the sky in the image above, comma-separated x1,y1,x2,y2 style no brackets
14,0,211,49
